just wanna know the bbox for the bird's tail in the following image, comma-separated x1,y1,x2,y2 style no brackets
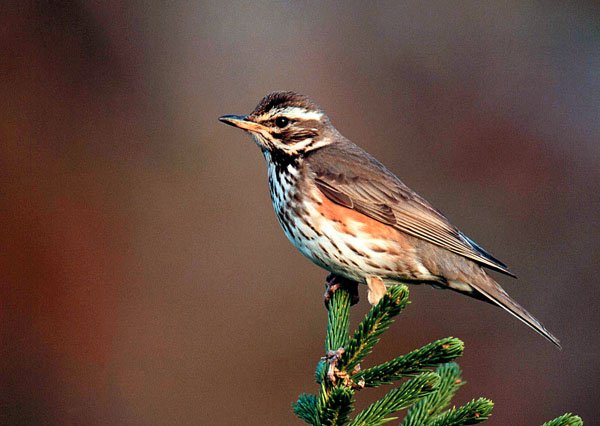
462,274,561,349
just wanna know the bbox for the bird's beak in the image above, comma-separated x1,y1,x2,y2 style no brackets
219,115,267,133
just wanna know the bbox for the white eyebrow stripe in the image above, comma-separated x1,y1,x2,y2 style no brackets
280,107,323,120
273,107,324,121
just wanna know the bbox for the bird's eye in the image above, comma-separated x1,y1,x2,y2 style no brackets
275,117,289,128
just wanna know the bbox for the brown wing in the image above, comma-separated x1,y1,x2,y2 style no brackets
307,141,515,277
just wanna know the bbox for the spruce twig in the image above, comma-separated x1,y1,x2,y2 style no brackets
318,385,354,426
354,338,464,388
294,393,319,425
292,284,582,425
347,372,440,426
339,285,409,372
427,398,494,426
542,413,583,426
401,363,465,425
326,284,352,351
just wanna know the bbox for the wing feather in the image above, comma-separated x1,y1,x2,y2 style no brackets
308,143,515,277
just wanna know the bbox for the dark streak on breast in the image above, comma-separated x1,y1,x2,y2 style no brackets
346,242,367,257
365,259,383,269
299,215,322,237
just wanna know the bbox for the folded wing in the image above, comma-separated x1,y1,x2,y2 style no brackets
308,142,515,277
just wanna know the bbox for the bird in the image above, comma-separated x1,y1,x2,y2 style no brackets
219,91,560,348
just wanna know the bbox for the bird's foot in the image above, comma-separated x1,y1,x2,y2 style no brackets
324,273,360,308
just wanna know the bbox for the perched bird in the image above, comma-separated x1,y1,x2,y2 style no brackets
219,91,560,348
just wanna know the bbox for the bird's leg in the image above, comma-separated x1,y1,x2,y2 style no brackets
366,276,387,305
324,273,360,308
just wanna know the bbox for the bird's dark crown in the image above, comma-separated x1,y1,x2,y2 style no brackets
249,91,323,118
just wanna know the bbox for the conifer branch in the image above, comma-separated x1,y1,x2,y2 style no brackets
427,398,494,426
317,385,355,426
542,413,583,426
326,285,352,351
354,338,464,388
340,285,409,372
348,372,440,426
293,393,319,425
292,284,582,425
401,363,465,425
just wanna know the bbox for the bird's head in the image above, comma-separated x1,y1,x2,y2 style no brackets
219,91,336,158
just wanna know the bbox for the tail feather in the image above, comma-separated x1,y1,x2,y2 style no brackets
466,276,561,349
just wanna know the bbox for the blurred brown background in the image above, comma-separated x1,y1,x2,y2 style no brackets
2,1,599,425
